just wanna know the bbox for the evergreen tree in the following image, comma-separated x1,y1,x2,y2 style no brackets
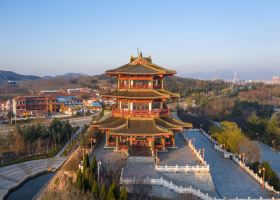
100,183,107,200
83,153,90,172
119,187,128,200
91,180,99,198
90,155,97,175
76,169,83,188
88,171,95,187
107,182,118,200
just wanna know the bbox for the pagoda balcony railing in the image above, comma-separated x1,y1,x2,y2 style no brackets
153,85,162,89
119,84,129,89
112,109,169,116
119,84,162,90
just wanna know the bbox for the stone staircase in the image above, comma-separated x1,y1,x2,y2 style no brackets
122,156,157,179
157,171,218,198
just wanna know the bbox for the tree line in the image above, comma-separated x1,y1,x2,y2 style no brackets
76,154,128,200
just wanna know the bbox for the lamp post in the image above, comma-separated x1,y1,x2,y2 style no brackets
272,140,276,150
98,161,102,184
199,148,205,160
259,167,266,190
191,138,195,145
239,153,245,169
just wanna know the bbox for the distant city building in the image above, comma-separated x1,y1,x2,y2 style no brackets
12,95,59,118
0,100,11,112
12,87,101,119
7,80,17,87
272,76,280,85
40,89,61,93
56,96,83,114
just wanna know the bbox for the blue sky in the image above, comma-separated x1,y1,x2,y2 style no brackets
0,0,280,77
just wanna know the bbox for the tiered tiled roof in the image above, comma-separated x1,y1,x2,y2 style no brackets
111,118,171,136
155,117,192,130
93,116,126,130
92,115,191,134
106,53,176,76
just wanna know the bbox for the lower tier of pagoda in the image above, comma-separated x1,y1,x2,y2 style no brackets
92,115,192,155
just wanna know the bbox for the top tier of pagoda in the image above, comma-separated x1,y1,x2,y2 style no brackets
106,52,176,77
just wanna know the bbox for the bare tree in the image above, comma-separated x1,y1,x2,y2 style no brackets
238,137,260,164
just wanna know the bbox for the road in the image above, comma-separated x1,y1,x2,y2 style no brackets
55,126,83,157
67,115,94,127
257,141,280,178
185,129,270,199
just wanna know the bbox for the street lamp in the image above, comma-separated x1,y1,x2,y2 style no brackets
256,132,259,141
259,167,266,190
199,148,205,160
272,140,276,150
239,153,245,164
98,161,102,183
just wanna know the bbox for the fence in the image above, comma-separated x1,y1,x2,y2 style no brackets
232,156,280,194
120,175,276,200
155,164,209,172
179,130,208,166
188,140,208,165
120,176,214,200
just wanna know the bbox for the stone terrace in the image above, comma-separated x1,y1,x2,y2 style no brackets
158,132,200,166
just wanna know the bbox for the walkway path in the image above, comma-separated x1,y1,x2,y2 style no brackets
185,129,270,199
257,141,280,178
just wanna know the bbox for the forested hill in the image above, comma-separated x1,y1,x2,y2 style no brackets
0,70,41,81
165,76,230,97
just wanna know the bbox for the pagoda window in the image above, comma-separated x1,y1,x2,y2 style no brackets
120,80,129,89
132,80,152,89
152,101,161,110
153,79,162,89
120,102,129,110
133,103,149,111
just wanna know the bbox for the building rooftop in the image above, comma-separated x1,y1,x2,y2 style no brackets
106,53,176,76
111,118,172,136
92,115,190,135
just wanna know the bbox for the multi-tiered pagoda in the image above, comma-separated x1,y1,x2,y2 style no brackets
93,53,192,156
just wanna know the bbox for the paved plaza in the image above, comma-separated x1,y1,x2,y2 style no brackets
158,133,200,166
185,129,270,199
92,134,125,164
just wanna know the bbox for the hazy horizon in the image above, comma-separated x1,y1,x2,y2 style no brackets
1,1,280,78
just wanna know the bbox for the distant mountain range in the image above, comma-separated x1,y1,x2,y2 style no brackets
0,69,277,82
0,70,40,81
0,70,91,81
182,69,277,81
54,73,90,79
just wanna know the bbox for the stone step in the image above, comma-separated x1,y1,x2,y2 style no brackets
127,156,155,163
158,171,216,194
